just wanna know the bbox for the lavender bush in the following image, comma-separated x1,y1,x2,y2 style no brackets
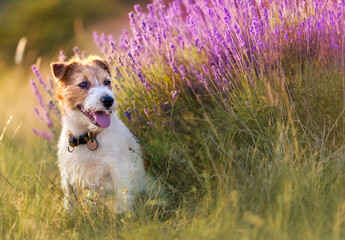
95,0,344,90
89,0,345,155
32,0,345,138
91,0,345,129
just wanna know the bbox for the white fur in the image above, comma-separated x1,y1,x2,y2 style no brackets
58,85,148,212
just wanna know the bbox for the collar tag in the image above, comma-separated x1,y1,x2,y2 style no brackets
87,132,98,151
87,138,98,151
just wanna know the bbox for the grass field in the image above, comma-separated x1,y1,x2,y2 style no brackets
1,0,345,239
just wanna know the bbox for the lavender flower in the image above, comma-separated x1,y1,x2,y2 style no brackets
124,108,132,121
58,50,66,62
223,7,232,28
34,108,43,121
171,90,179,101
178,36,185,49
129,11,137,34
144,108,149,118
73,46,81,58
93,31,103,50
263,8,269,26
30,78,45,109
109,41,117,54
147,3,155,18
31,65,52,95
170,42,176,57
134,4,142,13
179,65,187,80
187,13,198,37
32,129,53,142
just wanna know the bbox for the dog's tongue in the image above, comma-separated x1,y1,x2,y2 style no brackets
94,111,111,128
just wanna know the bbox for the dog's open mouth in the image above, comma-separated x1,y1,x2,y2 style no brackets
78,105,112,128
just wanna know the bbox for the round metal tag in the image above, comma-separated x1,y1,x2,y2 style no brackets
87,139,98,151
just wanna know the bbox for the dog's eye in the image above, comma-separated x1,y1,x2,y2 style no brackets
104,80,111,86
78,81,89,89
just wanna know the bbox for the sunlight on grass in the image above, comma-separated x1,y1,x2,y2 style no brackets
1,0,345,239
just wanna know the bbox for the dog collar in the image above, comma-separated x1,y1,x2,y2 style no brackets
67,131,99,152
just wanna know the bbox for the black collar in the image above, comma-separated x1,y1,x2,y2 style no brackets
68,131,98,152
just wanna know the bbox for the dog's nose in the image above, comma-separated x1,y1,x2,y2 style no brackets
101,95,114,108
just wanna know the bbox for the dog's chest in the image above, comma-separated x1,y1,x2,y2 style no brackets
58,132,120,189
58,117,144,192
66,149,115,188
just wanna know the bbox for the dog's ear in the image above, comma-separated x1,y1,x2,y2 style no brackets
51,62,68,81
51,62,79,81
93,59,111,76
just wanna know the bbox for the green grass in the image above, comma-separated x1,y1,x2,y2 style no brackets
1,58,345,239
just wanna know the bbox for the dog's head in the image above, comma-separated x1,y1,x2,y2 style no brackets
51,56,116,130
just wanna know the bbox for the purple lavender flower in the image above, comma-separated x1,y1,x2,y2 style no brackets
129,11,135,24
58,50,66,62
134,4,142,13
263,7,269,26
32,129,53,142
109,41,117,53
128,52,136,66
124,108,132,121
144,108,149,118
171,61,179,74
203,1,215,20
47,101,56,110
179,64,187,80
141,20,147,35
100,33,107,45
332,36,339,50
278,7,283,22
161,29,167,42
93,31,103,50
31,65,52,95
34,108,43,121
187,13,198,37
234,24,245,49
108,34,114,43
171,90,179,101
172,0,182,16
144,82,153,90
137,68,146,84
223,7,232,28
30,80,44,109
178,36,185,49
73,46,81,58
170,42,176,57
147,3,155,18
329,10,336,27
156,35,162,51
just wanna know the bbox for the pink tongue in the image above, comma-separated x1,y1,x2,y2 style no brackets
94,111,111,128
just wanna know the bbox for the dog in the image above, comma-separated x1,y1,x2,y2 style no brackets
51,56,150,212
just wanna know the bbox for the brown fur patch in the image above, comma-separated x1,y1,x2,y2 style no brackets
52,56,112,114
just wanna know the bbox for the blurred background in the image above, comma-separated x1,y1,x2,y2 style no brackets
0,0,145,146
